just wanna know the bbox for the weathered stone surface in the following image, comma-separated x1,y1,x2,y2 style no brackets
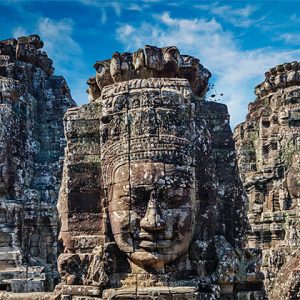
57,46,264,299
0,34,75,292
234,61,300,299
87,45,211,102
0,291,55,300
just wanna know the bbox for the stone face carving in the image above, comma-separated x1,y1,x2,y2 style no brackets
57,46,264,299
0,35,75,293
234,61,300,298
99,79,196,273
108,162,195,271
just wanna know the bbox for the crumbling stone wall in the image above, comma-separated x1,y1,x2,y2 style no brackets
234,61,300,299
0,35,75,292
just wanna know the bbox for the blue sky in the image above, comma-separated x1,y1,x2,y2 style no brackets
1,0,300,127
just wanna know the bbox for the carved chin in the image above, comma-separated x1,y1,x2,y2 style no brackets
130,251,171,271
114,231,193,271
129,242,190,271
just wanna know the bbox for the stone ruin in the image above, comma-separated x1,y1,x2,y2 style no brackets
1,34,300,300
234,61,300,299
56,45,264,299
0,34,75,294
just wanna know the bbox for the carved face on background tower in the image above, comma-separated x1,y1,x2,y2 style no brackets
108,161,195,271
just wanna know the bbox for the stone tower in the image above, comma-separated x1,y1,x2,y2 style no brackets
234,61,300,299
56,45,264,299
0,35,75,292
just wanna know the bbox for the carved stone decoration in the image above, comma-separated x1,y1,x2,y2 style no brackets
0,35,75,293
86,45,211,104
57,46,264,299
234,61,300,298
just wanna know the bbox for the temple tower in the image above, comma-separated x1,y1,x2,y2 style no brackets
0,35,75,292
234,61,300,299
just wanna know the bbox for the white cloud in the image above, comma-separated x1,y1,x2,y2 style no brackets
77,1,111,24
117,12,227,50
280,33,300,45
37,17,83,79
79,0,122,17
115,12,300,127
100,7,107,24
117,24,135,37
36,17,88,104
195,2,262,28
157,11,222,32
290,14,300,23
142,0,161,3
38,18,81,56
111,2,122,16
78,0,101,7
128,3,144,12
12,26,28,38
78,0,153,18
9,9,88,104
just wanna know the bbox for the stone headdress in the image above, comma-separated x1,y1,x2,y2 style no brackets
99,78,196,187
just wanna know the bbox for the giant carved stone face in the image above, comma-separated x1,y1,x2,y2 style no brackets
108,161,195,271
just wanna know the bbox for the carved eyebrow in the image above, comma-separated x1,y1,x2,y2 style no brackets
119,194,131,197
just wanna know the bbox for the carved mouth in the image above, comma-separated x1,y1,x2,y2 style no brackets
137,233,175,250
138,232,156,241
138,240,157,251
138,239,174,251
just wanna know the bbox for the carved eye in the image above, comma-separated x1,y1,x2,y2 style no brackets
130,189,150,211
167,189,187,208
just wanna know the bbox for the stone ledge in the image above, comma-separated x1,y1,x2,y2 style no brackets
55,285,102,297
102,286,200,300
0,292,55,300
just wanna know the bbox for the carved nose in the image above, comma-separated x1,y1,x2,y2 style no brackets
140,192,165,231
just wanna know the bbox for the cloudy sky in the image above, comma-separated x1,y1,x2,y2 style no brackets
1,0,300,127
